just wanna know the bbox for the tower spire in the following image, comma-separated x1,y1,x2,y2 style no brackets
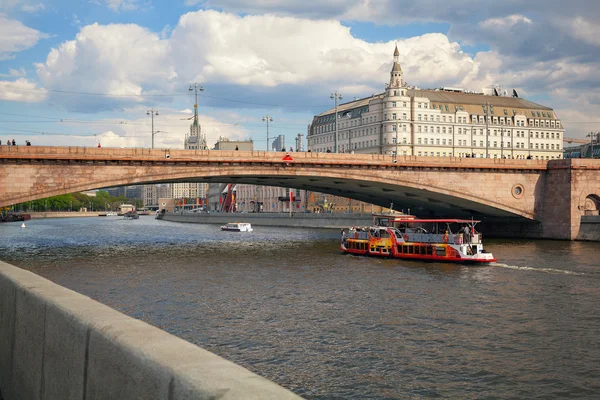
389,44,403,88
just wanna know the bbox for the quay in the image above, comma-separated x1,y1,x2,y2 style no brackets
0,261,302,400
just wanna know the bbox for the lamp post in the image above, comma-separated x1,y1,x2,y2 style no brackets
500,123,504,158
482,103,492,158
394,122,398,161
262,115,273,151
189,83,204,125
330,91,342,153
146,109,159,149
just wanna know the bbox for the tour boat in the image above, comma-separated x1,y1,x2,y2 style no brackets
221,222,253,232
340,213,496,264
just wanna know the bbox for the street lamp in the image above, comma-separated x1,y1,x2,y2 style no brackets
482,102,492,158
262,115,273,151
330,91,342,153
189,83,204,125
394,122,398,162
146,109,159,149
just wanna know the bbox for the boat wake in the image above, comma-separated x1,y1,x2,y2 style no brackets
492,263,586,276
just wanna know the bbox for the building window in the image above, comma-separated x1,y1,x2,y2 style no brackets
392,101,396,107
393,113,397,119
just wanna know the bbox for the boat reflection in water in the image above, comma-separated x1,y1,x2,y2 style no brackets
341,213,496,264
221,222,253,232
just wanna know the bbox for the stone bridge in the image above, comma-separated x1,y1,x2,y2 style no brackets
1,146,599,239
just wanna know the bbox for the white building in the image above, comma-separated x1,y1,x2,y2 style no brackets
308,46,564,160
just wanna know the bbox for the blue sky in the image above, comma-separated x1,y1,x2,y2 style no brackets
1,0,598,149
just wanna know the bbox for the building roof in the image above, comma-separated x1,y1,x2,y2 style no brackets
393,45,399,57
315,88,556,122
411,89,552,111
316,97,373,117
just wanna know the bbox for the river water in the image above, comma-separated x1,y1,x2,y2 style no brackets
1,217,599,399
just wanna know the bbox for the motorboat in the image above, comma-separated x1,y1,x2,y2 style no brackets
221,222,253,232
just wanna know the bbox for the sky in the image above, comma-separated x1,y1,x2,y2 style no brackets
0,0,598,150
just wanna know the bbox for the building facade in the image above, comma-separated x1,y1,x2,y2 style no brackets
308,46,564,160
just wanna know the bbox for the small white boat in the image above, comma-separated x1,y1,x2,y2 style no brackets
21,222,26,228
221,222,253,232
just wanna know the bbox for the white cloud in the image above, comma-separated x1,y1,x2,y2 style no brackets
0,13,48,59
36,22,176,109
170,11,475,88
479,14,532,29
20,2,44,12
0,78,46,102
94,0,139,12
558,17,600,47
0,67,26,78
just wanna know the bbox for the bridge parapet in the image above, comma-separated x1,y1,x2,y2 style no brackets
1,145,551,170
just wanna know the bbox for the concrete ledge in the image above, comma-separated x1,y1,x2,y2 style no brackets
0,261,302,400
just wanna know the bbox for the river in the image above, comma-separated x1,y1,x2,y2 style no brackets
1,216,599,399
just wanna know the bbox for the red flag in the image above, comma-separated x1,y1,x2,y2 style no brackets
290,190,293,203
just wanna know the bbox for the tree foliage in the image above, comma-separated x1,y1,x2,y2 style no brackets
13,191,142,212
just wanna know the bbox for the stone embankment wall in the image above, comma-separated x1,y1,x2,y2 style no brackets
0,261,302,400
162,212,373,229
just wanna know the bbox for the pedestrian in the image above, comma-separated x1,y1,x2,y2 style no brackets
12,139,16,146
26,140,31,146
6,139,10,146
0,140,2,145
289,146,293,152
281,147,286,152
235,145,239,151
97,143,101,148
